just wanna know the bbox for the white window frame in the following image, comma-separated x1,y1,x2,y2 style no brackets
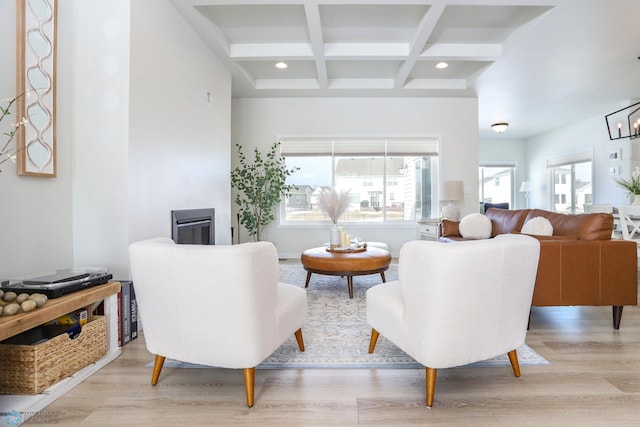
278,136,440,226
479,163,517,209
546,151,593,214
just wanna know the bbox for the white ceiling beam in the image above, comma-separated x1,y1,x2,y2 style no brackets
255,78,321,90
394,3,446,89
403,78,468,90
329,79,395,90
168,1,256,87
304,3,328,89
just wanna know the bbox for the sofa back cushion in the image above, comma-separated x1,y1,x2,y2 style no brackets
524,209,613,240
440,219,460,237
485,208,530,237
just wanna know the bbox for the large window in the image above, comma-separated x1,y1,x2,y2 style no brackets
279,137,439,224
547,152,592,214
479,164,516,208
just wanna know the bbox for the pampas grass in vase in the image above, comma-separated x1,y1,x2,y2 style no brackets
318,188,350,248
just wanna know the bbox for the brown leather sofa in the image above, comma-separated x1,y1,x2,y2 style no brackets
440,208,638,329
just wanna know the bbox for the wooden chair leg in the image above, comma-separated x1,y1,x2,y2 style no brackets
294,328,305,352
368,328,380,353
507,349,521,377
380,272,386,282
151,355,165,386
425,367,437,408
243,367,255,407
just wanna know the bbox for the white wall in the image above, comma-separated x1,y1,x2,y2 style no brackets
526,113,628,210
232,97,479,257
479,138,528,209
0,0,232,279
128,0,233,257
69,0,131,279
0,0,74,277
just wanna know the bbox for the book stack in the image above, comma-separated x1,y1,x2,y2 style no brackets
118,281,138,347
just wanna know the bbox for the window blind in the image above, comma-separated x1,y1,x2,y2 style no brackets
546,151,592,168
279,137,439,156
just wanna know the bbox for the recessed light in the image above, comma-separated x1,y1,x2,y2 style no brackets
436,62,448,69
275,62,288,69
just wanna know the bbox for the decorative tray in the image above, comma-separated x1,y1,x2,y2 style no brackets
326,245,367,253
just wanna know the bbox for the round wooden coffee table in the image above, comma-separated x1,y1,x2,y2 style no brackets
300,246,391,298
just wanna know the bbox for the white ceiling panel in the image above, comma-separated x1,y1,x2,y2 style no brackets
171,0,640,139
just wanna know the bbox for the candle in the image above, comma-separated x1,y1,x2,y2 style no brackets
618,122,622,138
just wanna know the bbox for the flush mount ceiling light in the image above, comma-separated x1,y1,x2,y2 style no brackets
491,122,509,133
275,62,288,69
435,62,448,69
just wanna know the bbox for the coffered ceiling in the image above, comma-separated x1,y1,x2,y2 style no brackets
170,0,640,139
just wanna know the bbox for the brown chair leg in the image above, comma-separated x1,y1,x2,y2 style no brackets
380,272,386,282
243,367,255,407
507,349,521,377
294,328,305,352
368,328,380,353
151,355,165,386
425,367,437,408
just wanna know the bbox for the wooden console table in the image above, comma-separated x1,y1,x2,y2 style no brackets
0,282,121,427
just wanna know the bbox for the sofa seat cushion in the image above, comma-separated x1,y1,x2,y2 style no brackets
525,209,613,240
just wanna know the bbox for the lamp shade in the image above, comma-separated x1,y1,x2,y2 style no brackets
519,181,532,192
440,181,464,201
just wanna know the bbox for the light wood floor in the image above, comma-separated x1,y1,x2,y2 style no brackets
27,276,640,426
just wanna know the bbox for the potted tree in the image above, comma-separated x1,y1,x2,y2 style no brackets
231,141,298,241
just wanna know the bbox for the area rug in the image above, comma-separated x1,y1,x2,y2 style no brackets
149,262,550,369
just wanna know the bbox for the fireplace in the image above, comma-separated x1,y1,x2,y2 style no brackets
171,208,215,245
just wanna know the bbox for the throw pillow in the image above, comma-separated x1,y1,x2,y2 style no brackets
521,216,553,236
459,213,492,239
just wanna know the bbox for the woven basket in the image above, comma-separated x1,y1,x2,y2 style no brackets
0,316,107,395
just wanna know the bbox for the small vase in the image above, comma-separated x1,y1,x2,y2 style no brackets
632,194,640,206
330,224,341,248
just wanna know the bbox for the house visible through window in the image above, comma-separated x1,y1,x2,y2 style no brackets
547,152,592,214
479,164,516,208
279,137,439,224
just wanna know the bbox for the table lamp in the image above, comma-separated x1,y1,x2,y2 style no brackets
440,180,464,221
520,181,532,208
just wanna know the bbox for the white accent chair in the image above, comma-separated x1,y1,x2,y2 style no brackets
366,234,540,407
583,203,613,213
128,238,307,407
617,205,640,257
